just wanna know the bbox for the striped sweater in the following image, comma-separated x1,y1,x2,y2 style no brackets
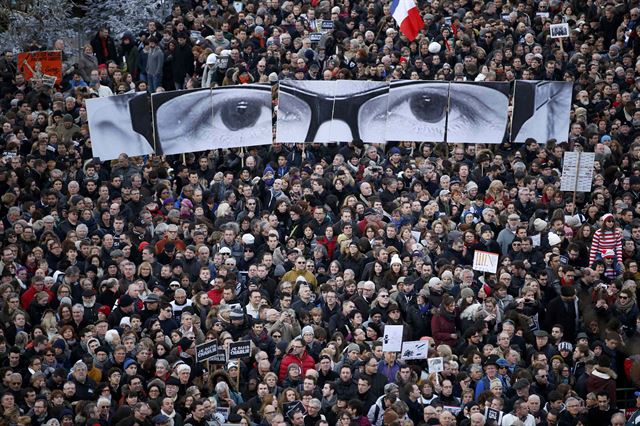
588,228,623,266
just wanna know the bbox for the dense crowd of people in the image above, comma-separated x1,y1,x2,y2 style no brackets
1,0,640,425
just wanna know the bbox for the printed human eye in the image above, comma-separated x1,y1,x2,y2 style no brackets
446,83,509,143
383,82,450,141
155,87,272,153
276,92,312,142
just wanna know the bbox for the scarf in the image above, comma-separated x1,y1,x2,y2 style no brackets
614,300,635,315
100,36,109,59
441,309,456,322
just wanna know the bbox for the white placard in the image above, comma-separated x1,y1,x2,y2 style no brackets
382,325,404,352
550,23,570,38
401,341,429,360
428,357,444,373
560,152,595,193
473,250,499,274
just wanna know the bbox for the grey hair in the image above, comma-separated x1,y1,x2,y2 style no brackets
154,222,168,237
215,381,230,394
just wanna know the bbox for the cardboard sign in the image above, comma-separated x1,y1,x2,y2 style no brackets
401,341,429,360
17,51,63,85
382,325,403,352
195,340,219,363
210,349,227,364
428,357,444,373
485,407,503,423
309,32,322,42
473,250,499,274
560,152,595,193
227,340,251,359
550,23,569,38
321,20,334,30
283,401,305,419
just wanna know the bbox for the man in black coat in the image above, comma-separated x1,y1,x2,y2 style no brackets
544,286,581,342
90,27,120,66
172,33,194,89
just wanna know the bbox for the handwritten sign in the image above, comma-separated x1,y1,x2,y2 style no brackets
473,250,499,274
17,51,63,85
195,340,218,363
401,341,429,360
227,340,251,360
382,325,403,352
560,152,595,193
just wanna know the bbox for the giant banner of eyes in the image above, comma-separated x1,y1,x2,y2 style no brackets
86,92,155,161
276,80,390,143
151,85,273,155
510,81,573,144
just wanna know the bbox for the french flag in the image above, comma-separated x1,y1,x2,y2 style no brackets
390,0,424,41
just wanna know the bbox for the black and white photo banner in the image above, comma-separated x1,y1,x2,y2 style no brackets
151,84,272,155
86,92,155,161
86,80,573,159
510,81,573,144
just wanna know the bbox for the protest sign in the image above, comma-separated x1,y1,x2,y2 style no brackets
283,401,305,420
550,23,569,38
382,325,403,352
195,340,218,363
560,152,595,193
428,357,444,373
473,250,499,274
401,341,429,360
227,340,251,359
485,408,503,424
17,51,63,85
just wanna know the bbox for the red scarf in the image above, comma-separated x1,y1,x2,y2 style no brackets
100,36,108,59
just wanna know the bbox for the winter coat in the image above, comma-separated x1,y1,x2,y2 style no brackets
90,33,119,65
586,366,617,406
78,53,98,82
244,330,276,360
278,349,316,381
431,310,458,346
171,44,194,83
146,46,164,77
545,295,581,342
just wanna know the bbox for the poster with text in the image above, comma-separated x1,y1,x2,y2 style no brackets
17,51,63,85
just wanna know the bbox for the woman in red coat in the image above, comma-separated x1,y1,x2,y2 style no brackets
431,295,459,347
278,338,316,382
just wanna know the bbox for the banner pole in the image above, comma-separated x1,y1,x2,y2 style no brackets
572,151,580,208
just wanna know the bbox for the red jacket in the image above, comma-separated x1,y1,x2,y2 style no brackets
431,311,458,347
278,349,316,382
207,288,223,305
21,287,54,310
